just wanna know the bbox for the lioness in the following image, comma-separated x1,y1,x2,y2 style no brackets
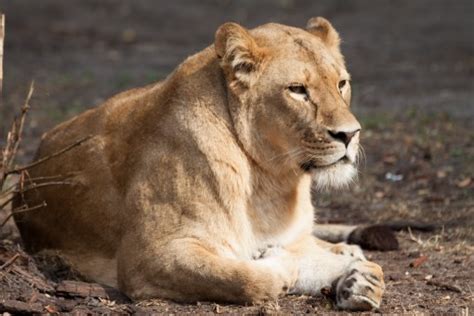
14,18,385,310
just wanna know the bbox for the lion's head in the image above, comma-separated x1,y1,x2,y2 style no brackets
215,17,361,189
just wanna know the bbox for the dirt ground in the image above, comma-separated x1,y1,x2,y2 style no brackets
0,0,473,314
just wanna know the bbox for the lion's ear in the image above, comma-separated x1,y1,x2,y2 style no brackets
215,22,264,88
306,17,341,54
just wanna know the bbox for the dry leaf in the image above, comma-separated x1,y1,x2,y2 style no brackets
436,170,447,178
45,305,58,313
410,255,428,268
383,155,397,164
457,177,471,188
122,29,136,43
417,189,430,196
375,191,385,199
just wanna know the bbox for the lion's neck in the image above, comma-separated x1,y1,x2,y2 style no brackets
247,167,314,247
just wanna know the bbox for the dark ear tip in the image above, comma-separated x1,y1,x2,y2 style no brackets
348,225,399,251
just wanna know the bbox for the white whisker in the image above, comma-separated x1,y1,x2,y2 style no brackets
266,147,305,164
357,143,367,169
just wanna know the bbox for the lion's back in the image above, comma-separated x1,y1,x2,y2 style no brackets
13,83,161,254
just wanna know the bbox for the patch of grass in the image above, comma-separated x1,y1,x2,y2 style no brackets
64,100,85,118
115,72,133,90
145,72,162,84
359,112,394,131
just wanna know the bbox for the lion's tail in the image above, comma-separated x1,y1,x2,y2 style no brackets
313,221,438,251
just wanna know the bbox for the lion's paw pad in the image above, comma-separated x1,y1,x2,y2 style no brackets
336,260,385,311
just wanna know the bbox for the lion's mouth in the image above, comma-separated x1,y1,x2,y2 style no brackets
300,156,352,172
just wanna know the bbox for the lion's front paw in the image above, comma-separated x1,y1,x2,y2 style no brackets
329,243,366,261
335,260,384,311
254,244,298,293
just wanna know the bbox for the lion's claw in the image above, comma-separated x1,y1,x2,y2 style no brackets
335,260,385,311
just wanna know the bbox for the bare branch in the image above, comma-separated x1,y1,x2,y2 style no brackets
0,201,46,228
11,181,72,194
7,81,35,170
22,175,66,182
0,193,14,211
0,19,87,234
0,127,15,189
0,174,65,198
0,14,4,100
7,134,92,175
0,180,71,210
0,82,34,189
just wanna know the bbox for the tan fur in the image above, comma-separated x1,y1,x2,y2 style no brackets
14,18,383,310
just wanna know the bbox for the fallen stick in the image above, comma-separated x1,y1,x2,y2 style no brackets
0,299,44,314
427,280,462,293
0,253,20,270
56,280,131,303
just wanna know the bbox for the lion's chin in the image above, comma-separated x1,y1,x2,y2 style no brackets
310,161,357,191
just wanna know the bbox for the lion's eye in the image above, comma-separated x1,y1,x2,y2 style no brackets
338,80,347,91
289,84,307,95
288,84,308,102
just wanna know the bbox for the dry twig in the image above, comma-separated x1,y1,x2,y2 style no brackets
0,253,20,270
8,82,34,170
0,201,47,228
10,181,73,195
407,227,424,245
427,280,463,293
6,134,92,175
0,15,84,241
1,174,65,198
0,14,4,99
0,82,35,189
0,180,72,214
0,79,90,230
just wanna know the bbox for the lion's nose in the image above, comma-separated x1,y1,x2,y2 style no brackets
328,129,360,147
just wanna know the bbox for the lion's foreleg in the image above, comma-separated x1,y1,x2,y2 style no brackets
117,236,297,303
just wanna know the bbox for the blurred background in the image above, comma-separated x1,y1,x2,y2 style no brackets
0,0,472,313
1,1,472,130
